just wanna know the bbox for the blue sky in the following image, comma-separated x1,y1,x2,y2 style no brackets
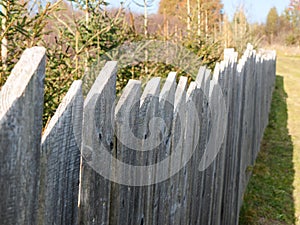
108,0,290,23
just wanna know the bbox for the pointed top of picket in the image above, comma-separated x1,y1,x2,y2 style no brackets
84,61,117,106
174,76,188,111
0,47,46,119
160,72,177,102
42,80,83,142
140,77,161,107
195,66,207,88
186,81,197,101
115,80,141,116
212,62,221,82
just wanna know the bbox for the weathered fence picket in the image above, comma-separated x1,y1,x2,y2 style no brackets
0,45,276,225
155,72,176,225
137,77,161,225
169,76,187,225
0,47,45,225
221,52,239,225
184,81,203,225
114,79,141,225
39,80,83,225
78,61,117,225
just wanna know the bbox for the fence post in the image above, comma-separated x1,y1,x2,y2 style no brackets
112,79,141,225
220,50,239,225
155,72,177,225
186,67,208,225
78,61,117,225
169,76,188,225
182,81,204,225
134,77,161,225
196,67,214,225
39,80,83,225
0,47,45,225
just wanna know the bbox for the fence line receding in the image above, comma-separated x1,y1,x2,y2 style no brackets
0,44,276,225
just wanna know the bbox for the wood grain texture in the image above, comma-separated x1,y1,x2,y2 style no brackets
0,47,46,225
40,80,83,225
135,77,161,225
78,61,117,225
183,81,204,225
114,79,141,225
155,72,176,225
169,76,187,225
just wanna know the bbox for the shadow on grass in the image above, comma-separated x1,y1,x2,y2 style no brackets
239,76,296,225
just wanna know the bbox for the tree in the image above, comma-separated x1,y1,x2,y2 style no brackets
265,7,279,44
232,7,248,46
158,0,183,16
289,0,300,28
133,0,155,37
0,0,61,87
158,0,223,37
42,0,136,125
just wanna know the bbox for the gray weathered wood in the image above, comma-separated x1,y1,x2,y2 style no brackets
154,72,176,225
133,77,161,225
40,80,83,225
78,61,117,225
186,67,208,225
197,67,215,225
169,76,187,225
220,50,239,225
114,79,141,225
183,81,203,225
0,47,45,225
142,78,161,225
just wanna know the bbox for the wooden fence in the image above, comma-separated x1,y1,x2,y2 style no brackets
0,44,276,225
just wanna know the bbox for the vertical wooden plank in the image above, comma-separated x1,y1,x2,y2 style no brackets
260,53,267,134
210,61,227,225
134,77,161,225
206,62,227,225
228,54,241,225
236,52,250,224
182,81,204,225
247,49,256,176
241,48,256,193
0,47,45,225
153,72,176,225
186,67,208,225
40,80,83,225
113,79,141,225
221,51,239,225
78,61,117,225
197,68,214,225
252,55,262,161
251,53,261,163
216,51,235,224
198,64,226,225
169,76,187,225
232,55,247,225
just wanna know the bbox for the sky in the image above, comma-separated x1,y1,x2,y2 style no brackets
222,0,289,23
108,0,290,23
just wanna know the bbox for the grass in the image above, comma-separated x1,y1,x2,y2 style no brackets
239,49,300,225
277,52,300,224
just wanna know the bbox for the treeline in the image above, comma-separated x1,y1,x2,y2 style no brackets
0,0,298,125
265,0,300,45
